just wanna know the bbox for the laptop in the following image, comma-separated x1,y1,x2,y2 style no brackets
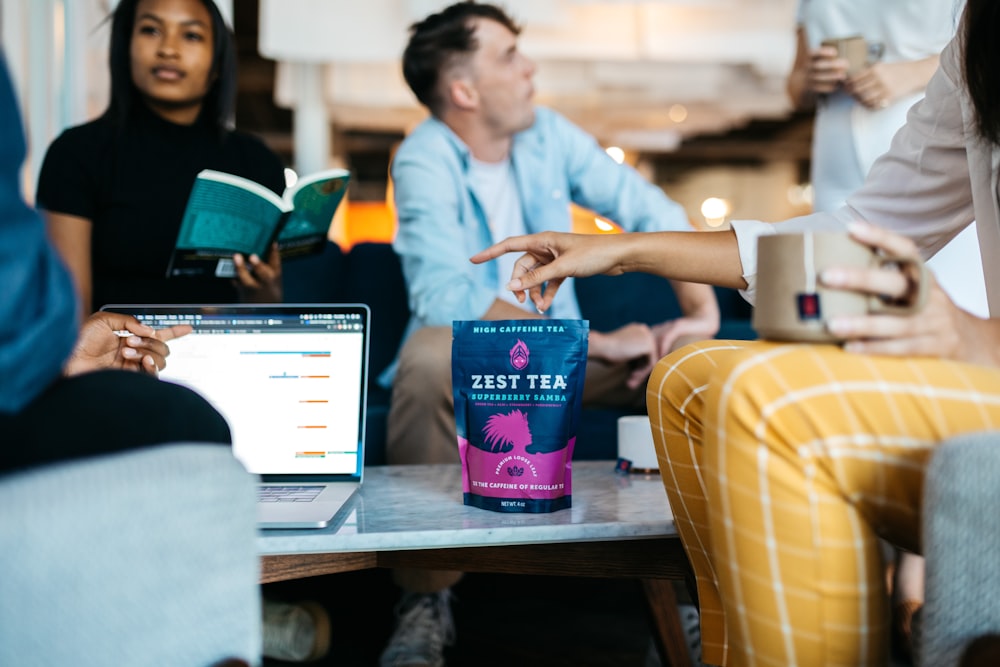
101,303,369,529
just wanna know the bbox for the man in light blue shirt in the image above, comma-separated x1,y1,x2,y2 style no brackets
380,3,719,665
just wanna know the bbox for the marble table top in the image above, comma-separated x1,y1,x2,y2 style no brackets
258,460,676,557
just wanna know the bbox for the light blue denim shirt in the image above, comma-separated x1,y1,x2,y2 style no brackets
381,106,691,385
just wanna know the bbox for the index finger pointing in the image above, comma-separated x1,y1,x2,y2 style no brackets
470,235,533,264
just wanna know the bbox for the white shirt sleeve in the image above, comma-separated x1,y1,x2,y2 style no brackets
731,212,851,305
730,220,777,305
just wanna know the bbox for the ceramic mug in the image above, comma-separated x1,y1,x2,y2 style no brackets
752,232,928,343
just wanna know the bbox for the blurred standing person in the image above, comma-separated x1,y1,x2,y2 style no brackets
787,0,986,318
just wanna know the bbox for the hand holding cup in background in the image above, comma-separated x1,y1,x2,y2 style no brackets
821,35,884,76
752,232,928,343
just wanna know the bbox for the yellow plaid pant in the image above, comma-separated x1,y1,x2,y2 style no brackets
647,340,1000,667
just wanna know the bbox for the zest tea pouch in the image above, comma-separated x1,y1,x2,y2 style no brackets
452,319,588,512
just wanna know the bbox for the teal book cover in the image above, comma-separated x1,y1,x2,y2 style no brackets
167,167,350,279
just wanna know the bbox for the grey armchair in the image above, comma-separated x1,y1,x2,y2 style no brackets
0,443,261,667
918,432,1000,667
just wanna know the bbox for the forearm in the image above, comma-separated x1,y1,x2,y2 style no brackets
786,26,815,110
669,280,720,321
44,211,93,316
892,55,941,97
587,330,614,360
787,69,816,111
620,230,746,289
963,314,1000,368
472,228,748,318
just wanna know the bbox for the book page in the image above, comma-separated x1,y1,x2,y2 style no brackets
203,169,286,210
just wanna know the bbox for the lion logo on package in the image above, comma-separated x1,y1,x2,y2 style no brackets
482,409,532,454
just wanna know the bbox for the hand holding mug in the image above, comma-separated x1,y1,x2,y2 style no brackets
752,226,928,344
753,223,992,363
820,35,894,108
820,36,874,77
821,223,980,361
807,43,850,95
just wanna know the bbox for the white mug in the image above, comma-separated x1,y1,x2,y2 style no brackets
617,415,658,472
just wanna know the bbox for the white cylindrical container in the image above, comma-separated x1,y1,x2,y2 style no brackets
617,415,658,472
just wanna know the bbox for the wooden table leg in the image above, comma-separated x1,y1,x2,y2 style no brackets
642,578,694,667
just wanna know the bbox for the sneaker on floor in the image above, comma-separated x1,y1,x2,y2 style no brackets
644,603,703,667
678,602,703,665
262,599,331,663
379,590,456,667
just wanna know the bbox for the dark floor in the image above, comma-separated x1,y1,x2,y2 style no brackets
263,569,661,666
263,569,917,667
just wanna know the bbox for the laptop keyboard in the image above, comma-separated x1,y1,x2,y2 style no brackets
258,485,324,503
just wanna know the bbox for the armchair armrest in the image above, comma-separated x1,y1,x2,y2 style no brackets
919,432,1000,667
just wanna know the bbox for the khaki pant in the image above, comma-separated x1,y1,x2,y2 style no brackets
387,325,646,591
649,340,1000,666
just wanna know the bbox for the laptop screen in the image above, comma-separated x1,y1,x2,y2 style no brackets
101,304,369,478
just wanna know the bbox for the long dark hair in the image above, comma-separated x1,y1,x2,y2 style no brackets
105,0,237,133
963,0,1000,145
402,1,520,116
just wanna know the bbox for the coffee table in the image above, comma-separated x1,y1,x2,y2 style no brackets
258,460,694,666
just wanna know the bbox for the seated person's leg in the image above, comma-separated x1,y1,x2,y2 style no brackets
384,326,460,665
1,370,230,473
650,340,1000,666
892,549,925,660
4,369,332,663
648,339,760,666
387,326,458,465
582,357,647,409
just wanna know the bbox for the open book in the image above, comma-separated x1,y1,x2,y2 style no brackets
166,167,350,279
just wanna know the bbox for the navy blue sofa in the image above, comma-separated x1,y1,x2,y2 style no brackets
284,241,755,465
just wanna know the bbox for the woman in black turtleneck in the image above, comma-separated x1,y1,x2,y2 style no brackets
37,0,286,315
34,2,333,662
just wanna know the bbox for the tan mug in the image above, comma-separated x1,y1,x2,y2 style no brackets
752,232,928,343
821,35,883,76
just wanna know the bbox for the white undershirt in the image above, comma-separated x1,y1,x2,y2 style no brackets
468,156,535,312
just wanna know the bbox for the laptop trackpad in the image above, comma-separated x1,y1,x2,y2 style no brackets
257,484,358,529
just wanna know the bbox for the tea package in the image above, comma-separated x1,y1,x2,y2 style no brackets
452,319,589,512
